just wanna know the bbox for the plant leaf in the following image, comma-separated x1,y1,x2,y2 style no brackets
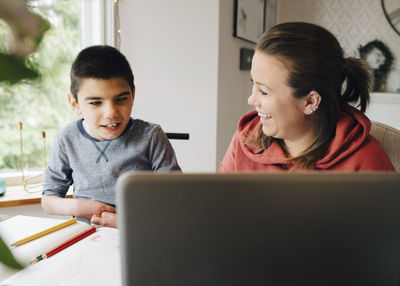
0,237,23,269
0,52,39,84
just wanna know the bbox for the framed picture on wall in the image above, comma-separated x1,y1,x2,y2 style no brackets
234,0,266,44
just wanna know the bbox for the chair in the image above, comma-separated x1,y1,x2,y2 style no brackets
370,121,400,172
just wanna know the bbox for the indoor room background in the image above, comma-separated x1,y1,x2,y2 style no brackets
0,0,399,218
118,0,400,172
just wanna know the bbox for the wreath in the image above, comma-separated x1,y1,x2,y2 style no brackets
358,40,393,91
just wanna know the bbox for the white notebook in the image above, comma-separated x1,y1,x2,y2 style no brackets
0,215,91,266
0,215,120,286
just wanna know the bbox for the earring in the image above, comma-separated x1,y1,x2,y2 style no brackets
310,106,318,114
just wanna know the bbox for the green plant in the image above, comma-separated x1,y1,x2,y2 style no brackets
0,237,23,269
0,0,49,83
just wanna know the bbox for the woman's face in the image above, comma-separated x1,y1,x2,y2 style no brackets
248,51,314,144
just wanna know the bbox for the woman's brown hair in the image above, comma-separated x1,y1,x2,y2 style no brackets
249,22,372,169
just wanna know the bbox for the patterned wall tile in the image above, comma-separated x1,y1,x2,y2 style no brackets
278,0,400,92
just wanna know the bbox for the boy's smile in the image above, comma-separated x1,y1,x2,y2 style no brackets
69,77,134,141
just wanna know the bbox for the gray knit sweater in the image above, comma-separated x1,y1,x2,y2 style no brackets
43,118,181,206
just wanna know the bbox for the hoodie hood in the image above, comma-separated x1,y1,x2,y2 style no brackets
237,110,287,166
315,105,371,169
237,105,371,169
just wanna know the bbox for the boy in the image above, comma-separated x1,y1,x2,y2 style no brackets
42,45,181,228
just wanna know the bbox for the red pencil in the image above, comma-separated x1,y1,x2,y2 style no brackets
30,226,96,264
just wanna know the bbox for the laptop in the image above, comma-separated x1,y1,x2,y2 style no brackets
117,172,400,286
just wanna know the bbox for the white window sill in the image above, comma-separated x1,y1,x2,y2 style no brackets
0,173,73,208
1,171,43,187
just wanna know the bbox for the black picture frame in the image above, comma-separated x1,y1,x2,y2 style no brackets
233,0,266,44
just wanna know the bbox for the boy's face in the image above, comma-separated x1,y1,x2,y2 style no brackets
68,77,134,141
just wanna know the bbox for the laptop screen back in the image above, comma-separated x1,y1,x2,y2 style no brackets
117,172,400,286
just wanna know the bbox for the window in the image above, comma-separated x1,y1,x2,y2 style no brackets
0,0,81,175
0,0,117,179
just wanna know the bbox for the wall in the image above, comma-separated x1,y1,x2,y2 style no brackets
107,1,400,172
277,0,400,93
119,1,399,171
118,0,254,172
216,0,254,169
367,92,400,130
119,0,220,172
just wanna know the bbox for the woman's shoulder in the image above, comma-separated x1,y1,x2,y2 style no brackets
344,134,395,171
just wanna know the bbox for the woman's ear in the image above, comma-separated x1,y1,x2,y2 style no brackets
68,93,82,116
304,90,321,115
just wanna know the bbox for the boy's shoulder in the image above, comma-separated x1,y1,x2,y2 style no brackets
130,118,162,134
51,120,85,147
127,118,168,143
56,119,82,137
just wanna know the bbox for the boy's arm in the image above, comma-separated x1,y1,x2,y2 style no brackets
41,195,76,216
149,126,182,171
41,195,116,220
43,131,73,199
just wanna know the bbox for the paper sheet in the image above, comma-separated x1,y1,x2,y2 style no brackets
0,215,91,266
0,216,120,286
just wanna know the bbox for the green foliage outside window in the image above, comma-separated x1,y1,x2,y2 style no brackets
0,0,80,172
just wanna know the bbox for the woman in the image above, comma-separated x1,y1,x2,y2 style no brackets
220,22,394,171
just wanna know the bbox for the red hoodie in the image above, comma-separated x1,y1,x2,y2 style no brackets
220,105,395,172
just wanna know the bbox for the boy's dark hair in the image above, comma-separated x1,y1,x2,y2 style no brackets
70,45,134,100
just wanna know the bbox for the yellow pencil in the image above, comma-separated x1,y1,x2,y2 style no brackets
10,217,78,247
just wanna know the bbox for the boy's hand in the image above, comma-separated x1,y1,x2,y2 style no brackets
91,212,117,228
74,199,116,220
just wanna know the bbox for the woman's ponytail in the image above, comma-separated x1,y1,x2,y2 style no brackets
342,57,372,112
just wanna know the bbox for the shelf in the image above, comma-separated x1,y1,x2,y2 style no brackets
0,185,73,208
370,92,400,104
367,92,400,130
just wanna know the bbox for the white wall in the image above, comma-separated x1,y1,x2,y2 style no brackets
119,0,220,172
119,0,255,172
366,92,400,130
118,0,258,172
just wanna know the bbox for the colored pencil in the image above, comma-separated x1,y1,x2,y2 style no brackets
30,226,96,264
10,217,78,247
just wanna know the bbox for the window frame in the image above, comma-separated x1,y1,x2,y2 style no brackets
81,0,117,48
